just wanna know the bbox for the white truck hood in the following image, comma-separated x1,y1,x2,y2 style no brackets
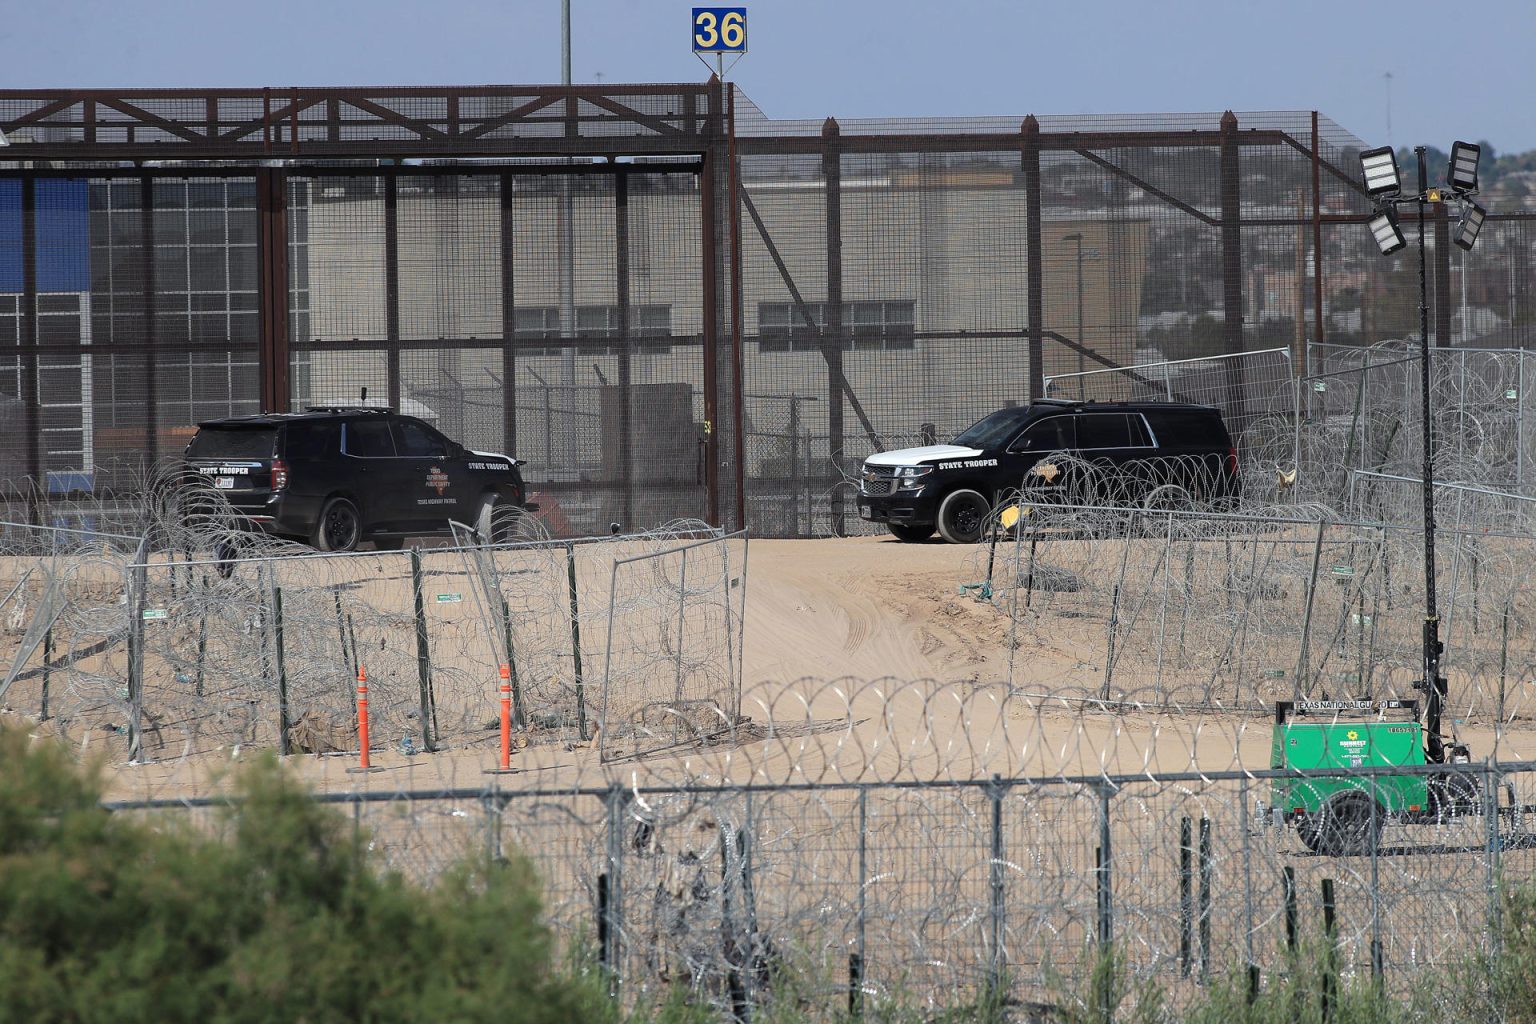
469,448,524,466
864,444,984,468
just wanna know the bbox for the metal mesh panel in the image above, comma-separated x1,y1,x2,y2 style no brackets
5,89,1536,535
0,176,261,501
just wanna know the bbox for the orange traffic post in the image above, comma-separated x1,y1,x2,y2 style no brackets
486,663,517,775
498,663,512,770
346,664,381,773
356,665,371,768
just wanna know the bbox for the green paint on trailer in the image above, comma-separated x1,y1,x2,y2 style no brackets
1271,706,1430,816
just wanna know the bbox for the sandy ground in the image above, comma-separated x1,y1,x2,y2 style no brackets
70,534,1536,804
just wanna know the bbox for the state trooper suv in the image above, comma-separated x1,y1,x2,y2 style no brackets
857,399,1239,543
182,407,534,551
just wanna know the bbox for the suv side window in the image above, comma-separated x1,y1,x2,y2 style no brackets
1008,415,1075,452
1076,413,1133,450
285,421,341,462
1144,410,1208,446
1074,413,1155,449
344,419,396,458
394,419,450,458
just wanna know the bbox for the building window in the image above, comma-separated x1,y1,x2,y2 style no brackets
757,300,915,352
512,304,674,354
88,178,262,351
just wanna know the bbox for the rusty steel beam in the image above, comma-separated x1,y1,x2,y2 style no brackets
1022,116,1043,400
738,128,1299,156
0,86,717,161
0,161,703,180
1073,148,1219,227
257,169,290,413
700,81,722,526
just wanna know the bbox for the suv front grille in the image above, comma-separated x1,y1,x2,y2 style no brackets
861,466,897,496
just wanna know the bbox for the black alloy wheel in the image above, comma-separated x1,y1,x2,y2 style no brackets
315,497,361,552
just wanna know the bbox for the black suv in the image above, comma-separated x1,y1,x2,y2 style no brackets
182,407,533,551
857,399,1239,543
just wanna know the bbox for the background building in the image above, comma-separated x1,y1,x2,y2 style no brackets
2,84,1531,533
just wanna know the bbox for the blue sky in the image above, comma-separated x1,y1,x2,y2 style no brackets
4,0,1535,152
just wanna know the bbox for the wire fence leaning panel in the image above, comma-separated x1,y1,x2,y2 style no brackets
976,503,1536,720
1298,343,1536,509
2,514,744,765
1044,347,1299,478
104,762,1536,1020
600,531,747,761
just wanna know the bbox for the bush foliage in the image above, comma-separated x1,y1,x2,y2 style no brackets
0,727,609,1024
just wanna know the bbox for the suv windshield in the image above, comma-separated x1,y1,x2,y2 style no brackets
187,426,276,460
953,408,1033,450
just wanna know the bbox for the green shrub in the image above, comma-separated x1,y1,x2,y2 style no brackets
0,727,611,1024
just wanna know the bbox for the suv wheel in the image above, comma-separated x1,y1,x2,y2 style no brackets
887,523,934,543
314,497,362,552
936,489,990,544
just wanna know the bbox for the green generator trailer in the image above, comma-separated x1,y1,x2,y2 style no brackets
1268,699,1486,856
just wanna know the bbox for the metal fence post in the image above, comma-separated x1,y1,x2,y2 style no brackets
1292,519,1327,702
1155,515,1174,703
567,541,588,741
40,626,52,721
1485,761,1502,981
410,549,436,751
1198,816,1212,982
987,776,1008,995
674,546,688,707
195,574,209,697
788,396,801,535
854,786,868,1018
1096,784,1113,947
126,541,148,763
1282,865,1298,959
1095,783,1114,1024
1518,354,1526,487
1179,816,1192,977
1102,516,1137,701
609,784,627,998
1321,877,1337,1024
1370,780,1383,990
500,597,527,730
273,586,290,756
1240,779,1256,997
486,779,504,865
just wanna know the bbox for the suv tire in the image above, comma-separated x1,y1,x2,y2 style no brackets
314,497,362,552
887,523,935,543
936,489,990,544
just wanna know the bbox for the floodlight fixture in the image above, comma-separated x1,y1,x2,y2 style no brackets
1448,140,1481,192
1369,209,1406,255
1360,146,1402,197
1453,200,1486,251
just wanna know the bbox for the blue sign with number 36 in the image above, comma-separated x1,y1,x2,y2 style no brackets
693,8,746,53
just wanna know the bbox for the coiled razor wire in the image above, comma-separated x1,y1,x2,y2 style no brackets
1,463,746,765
